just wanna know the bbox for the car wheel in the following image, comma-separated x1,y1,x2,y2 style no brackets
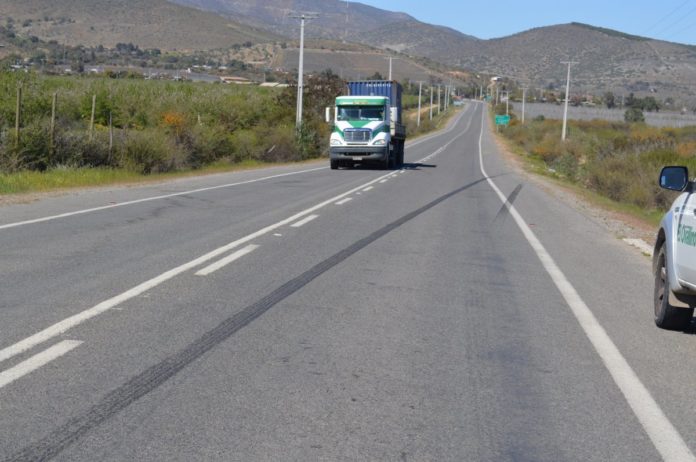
654,243,694,330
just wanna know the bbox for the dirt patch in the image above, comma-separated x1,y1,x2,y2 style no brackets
0,192,59,207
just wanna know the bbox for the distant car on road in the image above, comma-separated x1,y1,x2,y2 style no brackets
653,166,696,329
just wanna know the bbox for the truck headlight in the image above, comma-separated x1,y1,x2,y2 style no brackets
331,139,342,146
373,139,386,146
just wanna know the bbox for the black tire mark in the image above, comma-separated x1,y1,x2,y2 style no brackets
6,176,489,462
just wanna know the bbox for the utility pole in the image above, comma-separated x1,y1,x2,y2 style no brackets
561,60,578,141
521,87,528,123
437,85,441,114
448,78,452,110
289,13,318,129
386,56,393,80
417,81,423,127
429,86,434,120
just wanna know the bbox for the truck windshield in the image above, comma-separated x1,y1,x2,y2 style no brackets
337,106,384,121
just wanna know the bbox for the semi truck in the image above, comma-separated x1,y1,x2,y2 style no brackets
326,80,406,170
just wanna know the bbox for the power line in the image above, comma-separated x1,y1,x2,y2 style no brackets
664,14,696,40
653,3,696,38
643,0,690,34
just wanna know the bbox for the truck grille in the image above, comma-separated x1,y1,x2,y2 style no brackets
344,128,371,143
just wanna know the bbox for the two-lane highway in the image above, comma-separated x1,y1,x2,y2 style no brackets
1,102,694,461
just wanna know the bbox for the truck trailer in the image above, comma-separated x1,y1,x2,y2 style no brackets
327,80,406,170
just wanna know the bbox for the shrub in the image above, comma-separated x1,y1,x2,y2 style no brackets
259,125,298,163
53,130,111,168
120,129,182,174
624,107,645,123
186,124,235,168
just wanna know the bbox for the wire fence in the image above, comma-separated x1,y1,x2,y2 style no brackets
519,103,696,128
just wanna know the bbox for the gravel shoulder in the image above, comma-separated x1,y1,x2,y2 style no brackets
490,120,657,253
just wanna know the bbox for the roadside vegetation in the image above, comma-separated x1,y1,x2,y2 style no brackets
497,112,696,220
0,71,457,195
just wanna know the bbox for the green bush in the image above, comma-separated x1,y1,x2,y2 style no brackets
624,107,645,123
185,124,235,168
120,129,182,174
501,115,696,211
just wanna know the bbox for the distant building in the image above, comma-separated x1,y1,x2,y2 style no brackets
220,76,253,85
259,82,289,88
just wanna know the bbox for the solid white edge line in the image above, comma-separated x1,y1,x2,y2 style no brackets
363,186,374,192
291,214,319,228
195,244,259,276
476,103,694,462
335,198,353,205
0,167,327,231
0,166,404,364
0,340,82,390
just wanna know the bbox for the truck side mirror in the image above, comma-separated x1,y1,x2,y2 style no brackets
659,166,689,191
390,107,398,123
325,107,332,123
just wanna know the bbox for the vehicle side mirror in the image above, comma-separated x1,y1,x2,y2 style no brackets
325,107,331,123
390,107,398,124
659,166,689,191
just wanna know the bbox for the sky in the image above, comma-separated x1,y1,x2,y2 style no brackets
356,0,696,45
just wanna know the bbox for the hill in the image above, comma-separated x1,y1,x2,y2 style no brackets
362,21,696,99
446,23,696,96
169,0,413,41
167,1,696,98
0,0,281,51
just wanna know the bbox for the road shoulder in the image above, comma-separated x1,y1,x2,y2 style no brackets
488,114,656,252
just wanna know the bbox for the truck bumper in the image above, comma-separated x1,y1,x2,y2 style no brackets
330,146,388,162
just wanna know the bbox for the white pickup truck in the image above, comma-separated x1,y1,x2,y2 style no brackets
654,166,696,329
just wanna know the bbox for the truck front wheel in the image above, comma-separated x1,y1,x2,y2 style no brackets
330,160,338,170
654,243,694,330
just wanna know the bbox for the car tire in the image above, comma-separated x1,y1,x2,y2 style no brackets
654,243,694,330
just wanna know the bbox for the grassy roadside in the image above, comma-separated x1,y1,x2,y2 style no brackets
0,105,460,197
491,109,696,228
0,159,271,195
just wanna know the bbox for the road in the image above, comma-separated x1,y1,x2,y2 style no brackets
0,102,694,461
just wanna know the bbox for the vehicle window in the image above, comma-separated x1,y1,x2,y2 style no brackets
337,106,384,121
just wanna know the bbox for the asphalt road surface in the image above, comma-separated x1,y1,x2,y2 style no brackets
1,102,694,461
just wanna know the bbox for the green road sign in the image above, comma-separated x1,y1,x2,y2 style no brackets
495,115,510,125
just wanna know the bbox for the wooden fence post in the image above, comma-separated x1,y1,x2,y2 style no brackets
50,91,57,160
15,83,22,149
89,93,96,141
109,111,113,163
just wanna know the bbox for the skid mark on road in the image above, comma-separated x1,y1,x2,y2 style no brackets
476,102,694,462
6,175,490,462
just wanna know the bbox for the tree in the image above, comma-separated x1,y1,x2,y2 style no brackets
604,92,616,109
624,107,645,123
643,96,659,112
368,71,384,80
625,92,638,109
